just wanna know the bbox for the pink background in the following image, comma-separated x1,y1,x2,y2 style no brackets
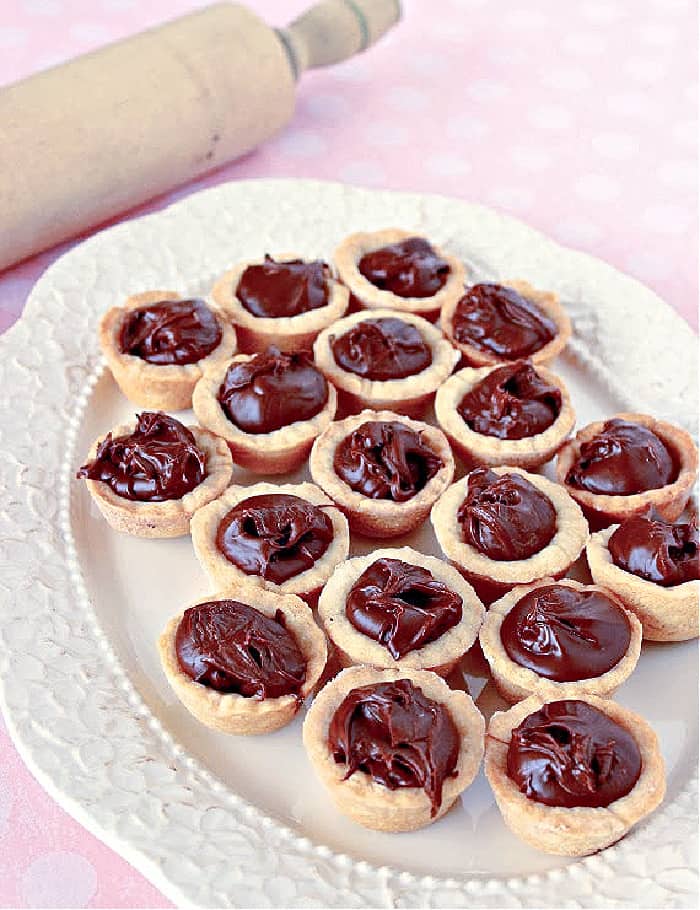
0,0,697,906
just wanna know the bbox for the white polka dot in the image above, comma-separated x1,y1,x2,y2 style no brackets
68,23,112,43
638,23,679,48
302,91,350,121
486,45,530,66
406,50,449,77
502,8,548,29
22,0,63,15
330,59,374,84
528,104,573,130
539,68,593,92
577,1,625,23
624,57,668,83
34,51,70,72
485,186,536,212
0,27,28,48
426,153,471,177
363,122,410,148
624,249,675,282
554,217,604,246
466,80,509,103
445,115,490,142
562,32,608,56
573,174,621,203
21,853,97,908
385,86,430,112
657,159,696,189
273,129,328,158
339,161,388,186
671,120,697,149
649,0,689,10
641,203,693,235
427,19,468,42
606,92,654,119
509,146,553,172
590,132,639,160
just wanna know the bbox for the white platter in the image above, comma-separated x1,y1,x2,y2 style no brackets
0,179,697,909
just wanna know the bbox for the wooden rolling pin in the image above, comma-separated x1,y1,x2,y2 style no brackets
0,0,400,271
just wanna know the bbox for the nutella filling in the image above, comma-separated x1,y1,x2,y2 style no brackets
346,558,463,659
215,493,334,585
333,420,443,502
217,348,328,434
119,298,222,365
458,360,562,439
566,419,675,495
458,467,557,561
507,699,642,808
500,584,632,682
328,678,460,816
331,317,432,381
236,255,330,318
76,411,205,501
358,237,450,298
609,514,699,586
175,600,305,698
451,284,556,358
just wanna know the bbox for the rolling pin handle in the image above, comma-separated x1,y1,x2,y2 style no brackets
279,0,401,78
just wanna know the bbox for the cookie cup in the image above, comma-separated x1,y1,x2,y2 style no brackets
485,693,666,856
556,413,699,528
333,228,466,321
192,353,337,474
434,363,575,469
430,467,589,604
587,526,699,641
190,481,350,603
318,547,485,676
100,291,237,410
309,410,455,538
441,280,571,367
479,578,642,703
303,666,485,832
158,589,327,735
211,255,349,354
81,421,232,538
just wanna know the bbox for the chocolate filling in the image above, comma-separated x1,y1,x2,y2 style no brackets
609,514,699,586
76,411,205,501
507,699,642,808
217,348,328,434
500,584,631,682
566,419,676,496
331,317,432,381
328,678,460,816
358,237,450,298
346,558,463,659
451,284,556,359
236,255,330,318
333,420,443,502
119,298,222,365
215,493,334,585
175,600,305,698
457,467,557,561
458,360,562,439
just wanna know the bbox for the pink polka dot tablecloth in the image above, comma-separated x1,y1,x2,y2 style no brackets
0,0,697,906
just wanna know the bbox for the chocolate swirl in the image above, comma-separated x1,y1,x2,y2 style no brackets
457,468,557,561
507,699,642,808
346,558,463,659
217,349,328,434
175,600,305,698
76,412,205,501
500,584,631,682
328,678,460,815
609,514,699,586
236,255,330,318
451,284,556,358
358,237,450,298
216,493,334,585
331,317,432,380
119,298,222,365
333,420,443,501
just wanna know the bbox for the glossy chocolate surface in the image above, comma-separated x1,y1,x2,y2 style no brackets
500,584,631,682
236,255,329,318
217,349,328,434
76,411,205,501
175,600,305,698
609,515,699,586
566,419,675,495
215,493,334,585
331,317,432,380
358,237,450,298
458,360,562,439
119,298,221,365
328,678,460,815
346,558,463,659
507,699,642,808
333,420,443,502
457,468,557,561
451,284,556,358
